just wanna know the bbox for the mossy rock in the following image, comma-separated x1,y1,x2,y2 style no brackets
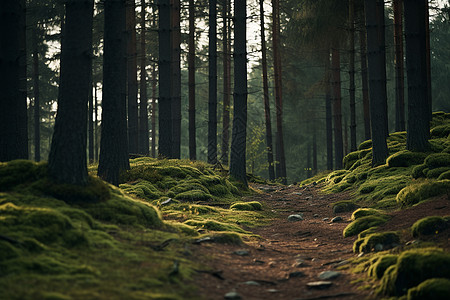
424,153,450,168
358,232,400,253
174,189,212,202
411,216,449,238
332,201,359,214
368,254,398,279
378,248,450,296
430,124,450,138
426,167,450,179
351,208,384,220
438,170,450,180
0,160,47,191
353,227,379,253
343,151,361,170
184,219,247,234
386,150,427,168
195,232,243,245
359,184,376,194
230,201,262,211
412,164,427,179
174,204,218,215
396,180,450,206
407,278,450,300
358,140,372,150
120,180,162,201
168,182,210,195
343,215,388,237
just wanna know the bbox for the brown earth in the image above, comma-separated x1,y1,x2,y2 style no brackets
190,183,450,300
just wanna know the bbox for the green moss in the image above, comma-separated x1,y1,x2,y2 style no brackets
343,215,388,237
425,153,450,168
378,248,450,296
0,241,20,261
407,278,450,300
0,160,47,191
184,219,248,234
430,124,450,138
120,180,162,201
230,201,262,211
412,164,427,179
411,216,449,238
195,232,243,245
358,140,372,150
168,182,209,195
438,170,450,180
351,208,384,220
343,151,362,170
396,180,450,206
332,201,359,214
368,254,398,279
358,232,400,253
426,167,450,178
386,150,427,168
174,189,212,202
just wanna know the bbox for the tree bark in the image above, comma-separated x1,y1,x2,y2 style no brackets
48,0,93,185
98,0,130,185
88,81,94,163
393,0,405,132
221,0,231,165
312,132,317,175
331,47,343,169
405,0,430,151
325,65,333,170
349,0,357,152
272,0,287,183
359,25,371,141
94,84,98,161
138,0,149,155
364,0,389,166
158,0,172,158
171,0,181,158
425,1,432,121
0,0,28,162
188,0,196,160
230,0,248,186
151,63,157,158
208,0,218,164
32,28,41,162
126,0,139,154
260,0,275,181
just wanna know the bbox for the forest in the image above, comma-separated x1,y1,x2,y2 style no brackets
1,0,450,299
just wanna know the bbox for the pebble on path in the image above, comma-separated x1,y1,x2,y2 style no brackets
318,270,341,280
306,281,333,289
224,291,242,300
288,214,304,222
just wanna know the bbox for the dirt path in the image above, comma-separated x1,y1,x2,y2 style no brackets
191,184,372,300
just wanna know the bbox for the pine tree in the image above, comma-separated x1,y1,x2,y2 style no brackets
208,0,218,164
188,0,196,160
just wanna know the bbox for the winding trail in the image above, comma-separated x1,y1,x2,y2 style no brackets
192,184,372,300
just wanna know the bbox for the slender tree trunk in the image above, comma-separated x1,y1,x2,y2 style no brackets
325,68,333,170
359,25,371,140
393,0,405,132
230,0,248,186
272,0,287,183
208,0,218,164
221,0,231,165
306,143,312,178
349,0,357,152
88,83,94,163
171,0,181,158
49,0,93,185
127,0,139,154
0,0,28,161
364,0,389,166
94,84,98,161
331,47,343,169
405,0,429,151
138,0,149,155
425,1,432,120
151,63,157,158
188,0,196,160
260,0,275,181
98,0,130,185
344,117,349,155
19,0,28,160
158,0,172,158
32,28,41,162
312,131,317,176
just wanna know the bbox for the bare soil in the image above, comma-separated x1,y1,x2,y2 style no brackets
190,183,450,300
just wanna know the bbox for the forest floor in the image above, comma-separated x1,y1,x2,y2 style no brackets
191,183,450,300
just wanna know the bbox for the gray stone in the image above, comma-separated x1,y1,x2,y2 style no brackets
160,198,173,206
233,250,249,256
305,196,313,201
289,271,306,278
224,291,242,300
331,216,343,223
306,281,333,289
267,289,278,293
243,281,260,286
322,217,329,221
374,243,384,252
313,213,319,218
357,252,365,258
293,192,303,196
288,214,304,222
318,271,341,280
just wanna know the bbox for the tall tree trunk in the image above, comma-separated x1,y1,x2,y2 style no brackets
306,143,312,178
260,0,275,181
359,25,371,140
221,0,231,165
19,0,28,160
393,0,405,132
94,84,98,161
171,0,181,158
331,47,343,169
230,0,247,186
158,0,172,158
32,28,41,162
425,1,432,121
405,0,429,151
98,0,130,185
272,0,287,183
127,0,139,154
139,0,149,155
349,0,357,152
312,131,317,176
0,0,28,161
88,82,94,163
325,67,333,170
49,0,93,185
188,0,196,160
208,0,218,164
364,0,389,166
151,63,157,158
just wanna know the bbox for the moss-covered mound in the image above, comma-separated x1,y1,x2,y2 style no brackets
407,278,450,300
332,200,359,213
411,216,450,238
396,179,450,206
354,231,400,253
343,215,389,237
378,248,450,296
230,201,262,211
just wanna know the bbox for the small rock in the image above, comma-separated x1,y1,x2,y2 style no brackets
374,243,384,252
357,252,365,258
318,271,341,280
331,216,343,223
313,182,317,186
288,214,304,222
306,196,313,201
234,250,249,256
224,291,242,300
322,217,329,221
267,289,278,293
268,261,276,267
293,192,303,196
335,260,349,266
193,236,213,244
313,213,319,218
311,258,319,262
253,259,265,264
289,271,306,278
306,281,333,289
259,187,276,192
160,198,173,206
243,281,260,286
